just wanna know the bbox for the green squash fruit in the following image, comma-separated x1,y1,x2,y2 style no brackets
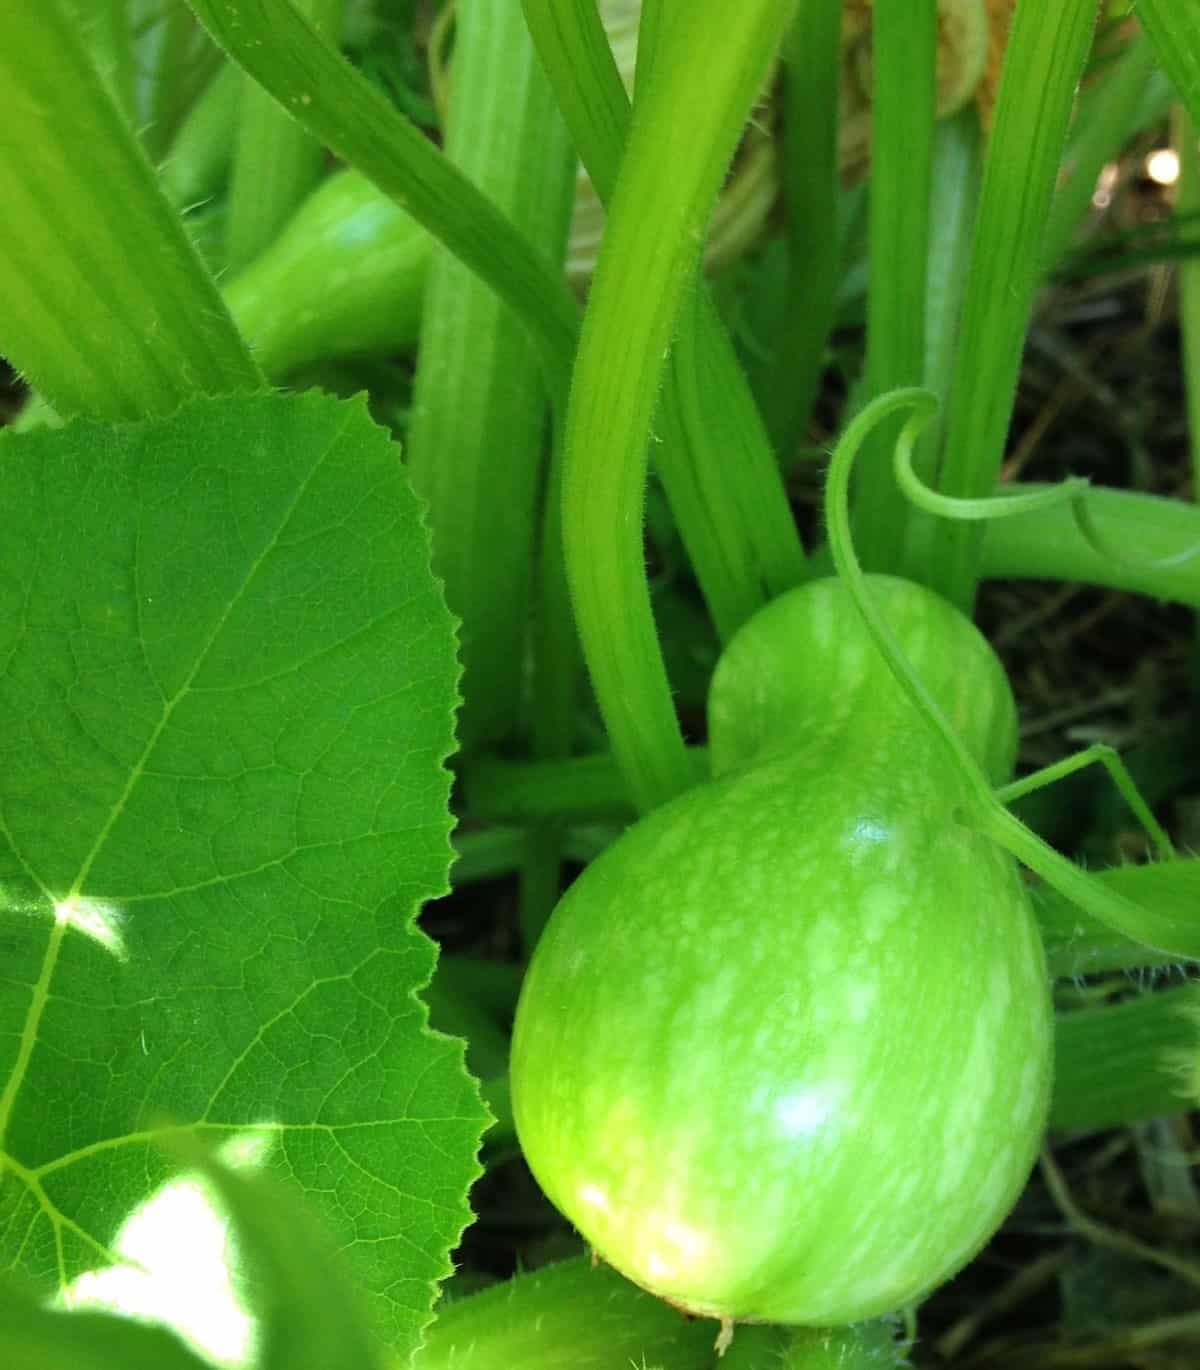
222,168,431,380
511,575,1051,1326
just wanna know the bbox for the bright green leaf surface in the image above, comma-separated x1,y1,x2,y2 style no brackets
0,392,483,1358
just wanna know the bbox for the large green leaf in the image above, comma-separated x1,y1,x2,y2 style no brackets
0,392,482,1359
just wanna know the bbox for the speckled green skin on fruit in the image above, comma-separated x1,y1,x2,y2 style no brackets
511,576,1052,1326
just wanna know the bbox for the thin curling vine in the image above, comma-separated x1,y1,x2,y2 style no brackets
830,389,1188,953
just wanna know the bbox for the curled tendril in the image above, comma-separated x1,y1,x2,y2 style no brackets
827,388,1192,960
825,388,988,808
1070,497,1200,571
892,421,1200,570
893,428,1090,520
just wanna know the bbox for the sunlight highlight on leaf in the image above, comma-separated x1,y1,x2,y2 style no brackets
63,1130,275,1370
52,896,127,962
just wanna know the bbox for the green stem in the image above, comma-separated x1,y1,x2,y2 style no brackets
160,59,241,208
522,0,806,646
1176,101,1200,680
517,825,564,954
563,823,622,865
978,484,1200,609
412,1257,718,1369
134,0,219,160
521,0,626,185
1134,0,1200,124
61,0,139,122
185,0,579,403
430,954,522,1021
1051,984,1200,1133
1181,111,1200,489
853,0,936,573
519,426,580,950
407,0,575,752
449,827,527,885
1035,861,1200,978
924,0,1100,611
466,748,709,824
761,0,842,459
422,969,510,1084
561,0,797,814
658,294,809,642
634,0,668,91
0,0,260,420
422,956,519,1151
922,108,983,409
477,1073,515,1153
994,744,1175,861
467,753,633,824
1041,32,1159,272
914,459,1200,578
979,804,1200,961
226,0,341,270
900,108,984,581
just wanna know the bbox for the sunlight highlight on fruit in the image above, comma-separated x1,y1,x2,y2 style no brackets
635,1210,714,1290
577,1181,610,1211
773,1082,843,1139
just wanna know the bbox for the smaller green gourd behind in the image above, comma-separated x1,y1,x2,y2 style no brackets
222,169,432,381
511,574,1052,1329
